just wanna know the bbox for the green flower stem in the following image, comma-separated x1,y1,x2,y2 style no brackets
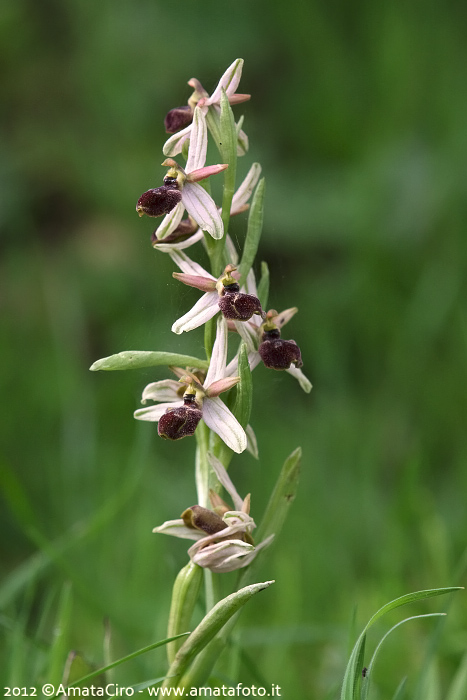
166,562,203,666
204,315,216,362
195,421,210,508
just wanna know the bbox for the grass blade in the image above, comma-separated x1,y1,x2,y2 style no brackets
71,633,190,687
361,614,445,700
341,587,462,700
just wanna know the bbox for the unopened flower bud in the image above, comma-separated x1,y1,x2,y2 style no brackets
259,328,303,370
181,505,226,535
136,185,182,218
158,394,202,440
218,282,263,321
164,106,193,133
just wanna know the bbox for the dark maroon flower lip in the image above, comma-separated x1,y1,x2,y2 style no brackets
158,404,203,441
136,186,182,218
218,291,263,321
164,106,193,134
259,336,303,371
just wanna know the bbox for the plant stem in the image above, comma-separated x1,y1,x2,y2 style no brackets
194,421,210,508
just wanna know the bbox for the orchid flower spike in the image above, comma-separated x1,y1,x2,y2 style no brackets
171,258,264,334
134,317,247,453
152,453,273,573
163,59,250,158
137,107,227,239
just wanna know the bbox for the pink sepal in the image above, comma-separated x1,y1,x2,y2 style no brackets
172,272,217,292
205,376,240,398
186,164,229,183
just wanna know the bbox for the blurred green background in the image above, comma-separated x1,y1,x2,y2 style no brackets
2,0,467,696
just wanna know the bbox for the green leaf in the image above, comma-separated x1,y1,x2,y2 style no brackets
256,447,302,544
162,581,274,689
90,351,209,372
167,562,203,665
341,587,463,700
257,261,270,309
238,178,265,287
219,89,237,220
232,343,253,429
361,614,446,700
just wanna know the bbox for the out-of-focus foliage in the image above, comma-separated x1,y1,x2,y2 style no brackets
1,0,467,696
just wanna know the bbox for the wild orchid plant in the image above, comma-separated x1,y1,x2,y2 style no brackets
91,59,312,690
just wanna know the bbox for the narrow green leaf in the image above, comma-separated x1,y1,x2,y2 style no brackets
90,351,209,372
362,614,446,700
219,88,237,219
167,562,203,665
162,581,274,689
232,343,253,429
71,633,190,687
341,587,462,700
256,447,302,544
238,178,265,287
257,261,270,309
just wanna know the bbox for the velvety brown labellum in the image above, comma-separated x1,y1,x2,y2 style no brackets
181,505,226,535
218,291,263,321
164,106,193,133
136,186,182,218
259,333,303,370
158,404,202,440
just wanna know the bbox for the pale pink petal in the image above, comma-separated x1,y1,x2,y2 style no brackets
185,107,207,174
169,249,215,278
163,124,192,157
225,349,261,377
274,307,298,328
171,291,219,334
233,320,258,352
285,365,312,393
204,316,228,387
153,202,185,241
207,59,244,105
191,540,254,573
231,163,261,213
244,268,258,298
225,234,239,265
237,127,249,156
141,379,181,403
182,183,224,239
153,519,205,541
246,424,259,459
155,230,204,253
202,396,247,453
134,401,183,422
208,453,244,511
